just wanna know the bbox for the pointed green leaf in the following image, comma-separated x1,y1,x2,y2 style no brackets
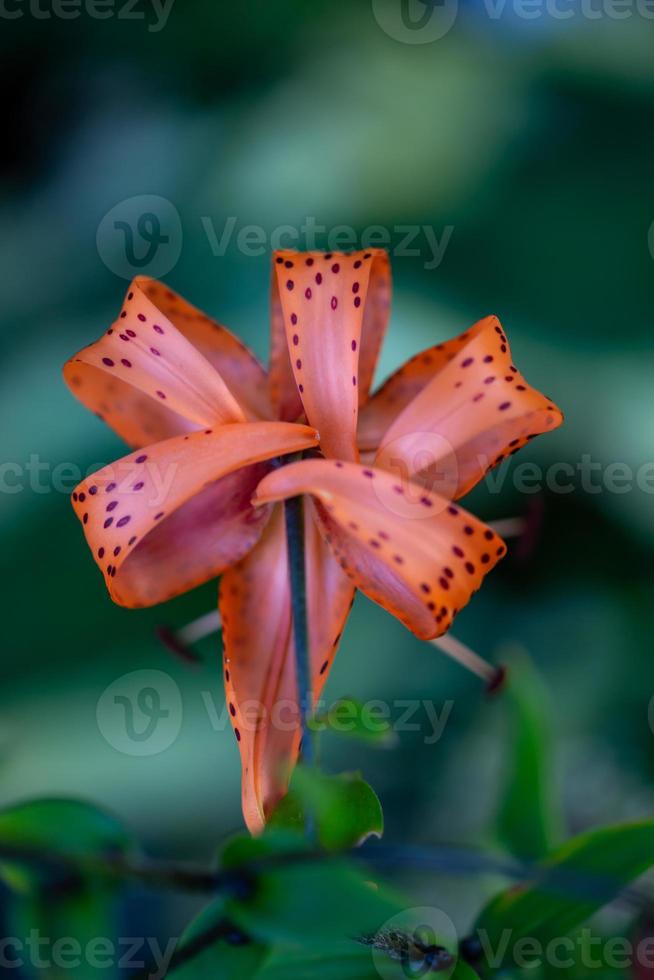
220,826,403,946
496,648,562,860
311,699,398,747
474,819,654,970
269,768,383,851
258,942,481,979
173,897,268,979
0,798,134,980
256,940,382,979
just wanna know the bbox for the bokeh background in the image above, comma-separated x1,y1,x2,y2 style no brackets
2,0,654,953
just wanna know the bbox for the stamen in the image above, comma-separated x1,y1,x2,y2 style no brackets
431,632,504,691
487,517,526,538
156,610,221,664
179,609,221,644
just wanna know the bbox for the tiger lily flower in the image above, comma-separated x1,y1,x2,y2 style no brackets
64,274,354,833
64,248,562,833
251,248,562,640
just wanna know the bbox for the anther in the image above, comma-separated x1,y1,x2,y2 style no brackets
431,632,501,687
156,610,221,664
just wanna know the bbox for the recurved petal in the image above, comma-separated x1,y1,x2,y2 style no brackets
63,278,247,449
138,278,272,421
272,249,391,461
220,503,354,834
357,317,491,453
304,499,356,691
254,459,505,641
70,422,318,608
269,268,304,423
371,316,564,500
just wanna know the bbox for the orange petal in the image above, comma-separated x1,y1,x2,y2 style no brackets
357,318,490,453
254,459,505,641
269,268,304,423
63,278,248,449
138,277,272,421
70,422,318,608
371,316,564,499
272,249,391,461
220,503,354,834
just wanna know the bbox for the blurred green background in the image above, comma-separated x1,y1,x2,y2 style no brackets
1,0,654,952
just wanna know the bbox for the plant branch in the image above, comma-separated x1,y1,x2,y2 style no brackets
1,840,647,909
284,493,316,769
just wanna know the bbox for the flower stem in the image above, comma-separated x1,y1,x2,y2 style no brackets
284,494,316,769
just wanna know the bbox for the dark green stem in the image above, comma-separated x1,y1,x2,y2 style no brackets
283,494,316,769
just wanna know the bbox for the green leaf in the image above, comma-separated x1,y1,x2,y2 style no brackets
474,819,654,970
220,826,305,870
256,939,381,979
496,648,562,860
258,943,481,979
0,798,134,980
268,767,383,851
451,964,481,980
173,896,269,979
220,826,403,946
311,698,398,748
0,797,131,865
233,857,403,946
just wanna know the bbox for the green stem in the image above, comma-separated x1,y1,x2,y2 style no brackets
283,494,316,769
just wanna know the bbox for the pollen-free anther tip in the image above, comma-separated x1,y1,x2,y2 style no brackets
155,625,202,665
486,664,508,696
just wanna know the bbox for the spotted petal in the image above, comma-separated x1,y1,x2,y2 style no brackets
272,249,391,461
368,316,564,500
220,503,355,833
254,459,505,641
138,277,271,421
269,268,304,423
357,318,491,453
70,422,318,608
64,278,254,449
